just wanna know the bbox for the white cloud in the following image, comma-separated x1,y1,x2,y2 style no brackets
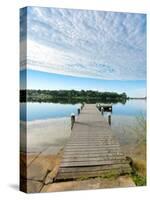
20,7,146,80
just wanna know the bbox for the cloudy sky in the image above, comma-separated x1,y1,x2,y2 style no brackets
20,7,146,97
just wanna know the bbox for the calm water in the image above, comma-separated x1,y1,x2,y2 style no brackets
20,103,82,121
20,100,146,121
104,100,146,145
20,100,146,161
112,100,146,116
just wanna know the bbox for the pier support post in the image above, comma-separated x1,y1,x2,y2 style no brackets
71,113,75,129
108,114,111,125
101,107,104,115
96,103,100,109
81,103,84,110
77,108,80,115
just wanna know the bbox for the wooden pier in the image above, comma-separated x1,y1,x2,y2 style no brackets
55,104,131,181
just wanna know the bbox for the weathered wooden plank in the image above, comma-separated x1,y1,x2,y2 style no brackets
65,145,119,149
69,137,116,140
70,136,116,139
66,142,119,145
63,149,122,154
62,153,123,158
65,144,120,147
70,134,115,137
70,135,116,138
67,142,117,145
57,167,131,179
63,151,122,155
69,137,116,139
60,159,129,167
59,163,130,173
63,152,124,159
69,137,114,141
72,124,110,127
63,152,124,158
68,141,115,143
62,156,125,162
66,142,119,146
70,135,115,138
65,143,120,147
56,168,131,180
64,149,121,154
64,145,121,149
64,146,121,151
72,125,110,128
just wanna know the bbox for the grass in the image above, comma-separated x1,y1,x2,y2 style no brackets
133,158,146,176
129,114,146,186
127,157,146,186
132,173,146,186
131,157,146,186
77,170,121,181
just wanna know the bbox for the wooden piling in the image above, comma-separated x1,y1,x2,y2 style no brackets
78,108,80,115
108,114,111,125
101,107,104,115
81,103,84,110
96,103,100,110
71,113,75,129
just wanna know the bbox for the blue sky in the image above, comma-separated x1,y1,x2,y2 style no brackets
20,7,146,97
20,69,146,97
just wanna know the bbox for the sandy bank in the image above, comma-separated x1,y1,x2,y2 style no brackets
20,117,71,193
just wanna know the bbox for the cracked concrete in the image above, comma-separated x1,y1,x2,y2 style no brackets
20,147,63,193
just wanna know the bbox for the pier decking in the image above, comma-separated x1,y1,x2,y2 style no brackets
55,104,131,181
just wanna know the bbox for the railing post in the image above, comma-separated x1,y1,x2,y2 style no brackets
77,108,80,115
101,107,104,115
96,103,99,109
71,113,75,129
108,114,111,125
81,102,85,110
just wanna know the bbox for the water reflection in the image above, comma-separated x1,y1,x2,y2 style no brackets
20,99,146,121
20,102,81,121
102,100,146,146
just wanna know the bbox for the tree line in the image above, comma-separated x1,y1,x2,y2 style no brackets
20,89,128,104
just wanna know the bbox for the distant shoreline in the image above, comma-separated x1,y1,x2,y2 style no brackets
20,89,128,104
20,89,146,104
128,97,146,100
